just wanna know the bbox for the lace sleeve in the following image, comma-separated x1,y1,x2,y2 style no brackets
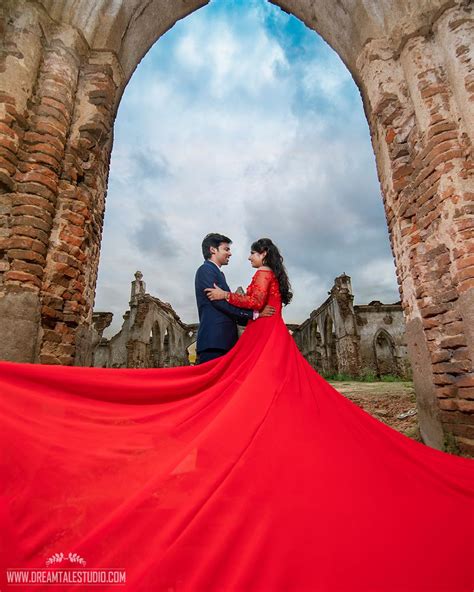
228,270,273,310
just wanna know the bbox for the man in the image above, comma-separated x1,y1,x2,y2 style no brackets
195,233,274,364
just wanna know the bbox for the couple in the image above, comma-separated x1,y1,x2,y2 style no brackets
194,233,289,364
0,237,473,591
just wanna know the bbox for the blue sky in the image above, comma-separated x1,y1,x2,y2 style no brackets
94,0,399,335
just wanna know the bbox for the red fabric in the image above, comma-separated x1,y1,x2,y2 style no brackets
0,270,473,592
228,268,276,310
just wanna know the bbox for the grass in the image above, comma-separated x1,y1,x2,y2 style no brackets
324,371,408,383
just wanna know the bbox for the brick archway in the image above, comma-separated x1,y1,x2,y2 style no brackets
373,328,398,378
0,0,472,454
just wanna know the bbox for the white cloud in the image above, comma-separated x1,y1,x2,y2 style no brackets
173,7,288,99
356,258,400,303
94,0,398,337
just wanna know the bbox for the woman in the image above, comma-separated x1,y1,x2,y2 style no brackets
0,240,473,592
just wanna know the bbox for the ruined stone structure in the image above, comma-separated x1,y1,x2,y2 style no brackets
92,272,196,368
292,274,411,380
0,1,472,453
96,272,411,377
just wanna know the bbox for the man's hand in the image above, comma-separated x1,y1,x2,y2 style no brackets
259,305,275,317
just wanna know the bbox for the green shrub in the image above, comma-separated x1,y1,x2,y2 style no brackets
380,374,402,382
325,370,406,383
324,372,354,381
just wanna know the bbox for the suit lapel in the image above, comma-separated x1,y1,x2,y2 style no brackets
220,271,230,292
205,260,230,291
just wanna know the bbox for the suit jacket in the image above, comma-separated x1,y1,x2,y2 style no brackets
195,260,253,353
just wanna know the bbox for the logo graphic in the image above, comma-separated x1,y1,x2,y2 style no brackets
45,552,87,567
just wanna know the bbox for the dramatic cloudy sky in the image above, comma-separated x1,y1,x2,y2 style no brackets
94,0,400,335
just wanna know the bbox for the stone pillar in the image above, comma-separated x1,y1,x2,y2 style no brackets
0,1,86,362
130,271,146,305
0,3,42,359
358,3,474,454
331,275,362,377
336,336,361,377
38,50,123,365
126,340,148,368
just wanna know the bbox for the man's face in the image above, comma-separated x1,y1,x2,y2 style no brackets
211,242,232,266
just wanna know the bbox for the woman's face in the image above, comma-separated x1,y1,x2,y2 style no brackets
248,249,266,268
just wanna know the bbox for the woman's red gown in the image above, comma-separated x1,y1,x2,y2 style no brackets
0,269,473,591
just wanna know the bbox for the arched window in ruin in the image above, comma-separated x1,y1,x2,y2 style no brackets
374,329,397,378
302,319,321,371
162,327,171,368
324,315,338,376
311,319,321,347
150,322,162,367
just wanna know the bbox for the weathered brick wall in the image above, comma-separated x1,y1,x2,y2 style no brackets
0,2,47,361
40,51,122,365
0,0,472,455
357,4,474,454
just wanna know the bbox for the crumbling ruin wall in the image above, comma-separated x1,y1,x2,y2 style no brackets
355,303,412,379
92,273,196,368
292,275,411,380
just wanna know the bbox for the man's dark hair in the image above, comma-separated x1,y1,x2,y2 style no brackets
202,233,232,260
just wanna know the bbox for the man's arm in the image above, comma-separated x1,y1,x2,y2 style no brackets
197,265,253,323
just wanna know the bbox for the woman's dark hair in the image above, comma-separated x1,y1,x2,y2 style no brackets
202,233,232,260
251,238,293,305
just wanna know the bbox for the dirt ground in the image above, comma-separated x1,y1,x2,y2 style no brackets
328,380,421,442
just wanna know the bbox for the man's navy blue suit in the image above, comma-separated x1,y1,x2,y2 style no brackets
195,259,253,362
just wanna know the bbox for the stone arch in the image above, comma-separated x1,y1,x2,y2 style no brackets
323,314,334,344
311,318,321,345
373,329,397,378
306,319,322,370
0,0,473,454
161,327,170,367
96,274,195,368
149,321,162,367
323,314,338,376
